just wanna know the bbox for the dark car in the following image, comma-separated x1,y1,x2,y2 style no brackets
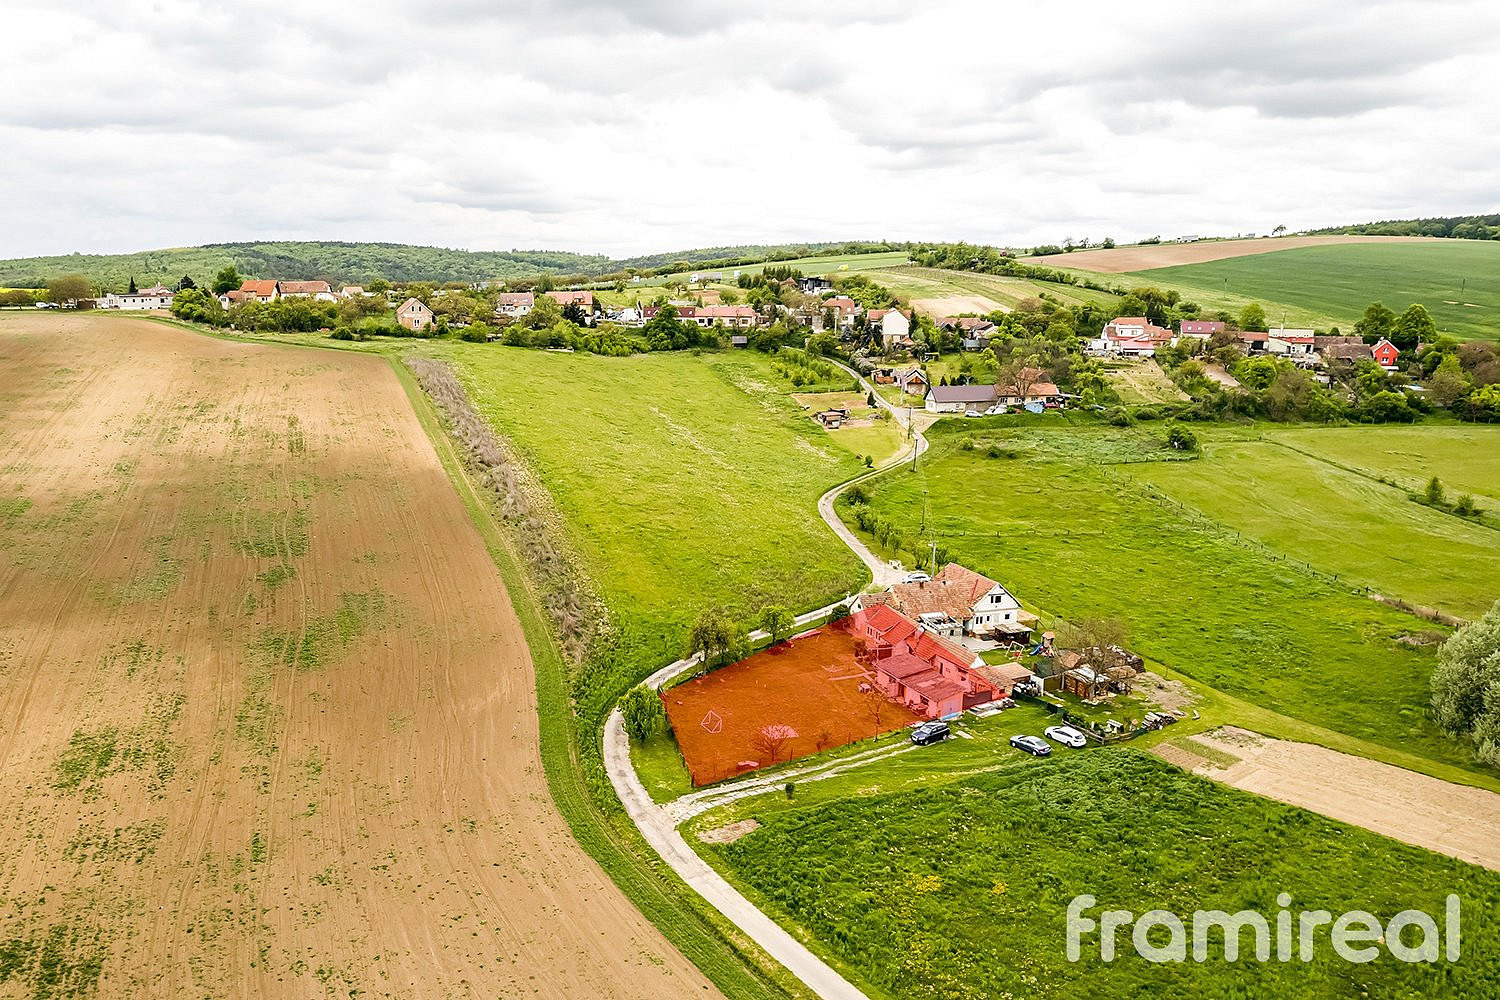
1009,734,1052,757
911,720,951,746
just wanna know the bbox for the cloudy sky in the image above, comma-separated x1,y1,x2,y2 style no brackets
4,0,1497,259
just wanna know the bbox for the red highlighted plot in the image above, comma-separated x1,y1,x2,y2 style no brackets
663,628,923,786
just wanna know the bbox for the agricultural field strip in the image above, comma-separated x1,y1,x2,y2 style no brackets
0,314,720,1000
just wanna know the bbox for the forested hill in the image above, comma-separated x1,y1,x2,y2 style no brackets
0,239,899,290
1309,213,1500,240
0,242,607,289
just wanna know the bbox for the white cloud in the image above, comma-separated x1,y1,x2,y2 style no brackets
1,0,1496,258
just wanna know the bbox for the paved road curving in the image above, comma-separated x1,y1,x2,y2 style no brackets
604,361,935,1000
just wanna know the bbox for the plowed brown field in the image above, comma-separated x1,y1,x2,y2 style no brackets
0,314,718,999
1032,234,1439,273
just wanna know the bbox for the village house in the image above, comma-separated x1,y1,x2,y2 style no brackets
278,280,336,302
1239,330,1270,353
396,297,435,332
98,284,174,310
338,285,367,299
696,305,758,328
845,603,1028,718
924,383,998,414
1096,316,1174,356
1178,319,1225,340
859,563,1035,642
892,366,928,395
1266,328,1316,355
495,292,535,318
236,279,281,303
546,290,596,314
1317,335,1374,367
995,366,1062,410
1372,337,1401,371
820,296,859,329
814,407,848,429
868,308,912,348
798,276,833,295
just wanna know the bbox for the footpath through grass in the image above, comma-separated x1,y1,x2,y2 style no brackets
849,421,1495,781
704,750,1500,1000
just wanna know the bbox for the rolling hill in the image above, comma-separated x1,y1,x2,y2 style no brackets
0,240,902,291
1121,240,1500,341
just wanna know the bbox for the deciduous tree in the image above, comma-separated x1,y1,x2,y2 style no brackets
1430,601,1500,765
759,605,793,645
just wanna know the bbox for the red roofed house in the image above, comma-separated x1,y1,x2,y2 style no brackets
278,280,336,302
1372,338,1401,371
695,305,758,328
396,297,435,332
546,290,596,314
1240,330,1269,353
237,279,281,303
995,366,1062,409
1178,320,1225,340
844,604,1009,718
879,562,1035,640
1101,316,1174,357
820,296,859,330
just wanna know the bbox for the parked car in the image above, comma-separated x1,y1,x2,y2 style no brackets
911,720,951,746
964,409,983,417
984,404,1007,415
1009,734,1051,757
901,571,931,584
1044,724,1087,748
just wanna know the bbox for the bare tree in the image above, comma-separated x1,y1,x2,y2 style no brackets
751,724,798,763
862,686,890,726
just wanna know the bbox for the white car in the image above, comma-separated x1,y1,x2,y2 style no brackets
1044,724,1088,749
901,571,930,583
984,404,1007,415
964,409,983,418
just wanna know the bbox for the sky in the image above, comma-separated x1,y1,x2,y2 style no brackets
3,0,1498,259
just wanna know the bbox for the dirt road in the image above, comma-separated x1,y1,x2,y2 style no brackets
1178,728,1500,873
1033,235,1440,273
0,314,717,998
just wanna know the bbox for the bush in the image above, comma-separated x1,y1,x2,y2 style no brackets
329,326,355,341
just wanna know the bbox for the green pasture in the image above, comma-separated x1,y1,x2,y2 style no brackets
1129,426,1500,619
441,345,867,701
704,750,1500,1000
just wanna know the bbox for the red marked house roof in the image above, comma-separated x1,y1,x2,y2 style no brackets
239,280,279,297
907,629,977,669
877,652,937,681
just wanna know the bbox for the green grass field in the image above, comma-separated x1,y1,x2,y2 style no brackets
1125,241,1500,341
1102,359,1190,404
704,750,1500,1000
1129,426,1500,619
848,423,1493,779
440,345,867,705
